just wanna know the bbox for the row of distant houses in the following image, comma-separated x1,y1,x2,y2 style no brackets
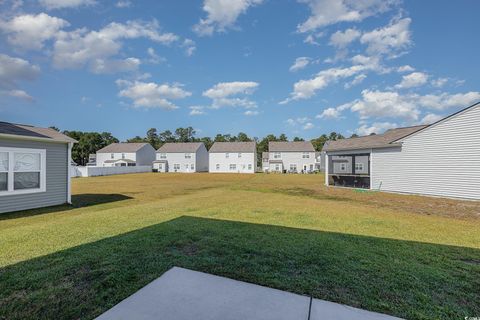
0,102,479,214
92,140,320,174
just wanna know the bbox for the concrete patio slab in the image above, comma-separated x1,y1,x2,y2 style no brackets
96,267,310,320
96,267,402,320
309,299,401,320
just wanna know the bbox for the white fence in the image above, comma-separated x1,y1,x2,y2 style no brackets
72,166,152,177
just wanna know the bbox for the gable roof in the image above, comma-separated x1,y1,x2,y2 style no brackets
322,125,427,152
157,142,204,153
0,122,77,143
269,141,315,152
209,141,256,153
97,143,151,153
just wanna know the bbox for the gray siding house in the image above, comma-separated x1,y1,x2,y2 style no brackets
267,141,316,173
0,122,76,214
323,102,480,200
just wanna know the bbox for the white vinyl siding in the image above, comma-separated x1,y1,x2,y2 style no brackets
371,104,480,200
209,152,256,173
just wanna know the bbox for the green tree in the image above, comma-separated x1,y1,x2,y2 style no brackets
175,127,196,142
278,133,288,141
237,132,251,142
350,133,359,138
49,126,60,132
146,128,160,149
126,136,145,143
293,136,304,141
159,130,175,143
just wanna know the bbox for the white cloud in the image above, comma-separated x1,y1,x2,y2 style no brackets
89,57,140,74
289,57,311,72
203,81,259,109
297,0,397,33
2,89,34,101
350,90,420,121
0,13,69,50
182,38,196,56
316,107,341,119
329,28,360,48
344,73,366,89
244,110,259,116
394,72,429,89
189,106,205,116
117,80,191,109
193,0,263,36
53,20,178,73
39,0,95,9
115,0,131,8
146,47,165,64
431,77,448,88
286,117,313,129
420,113,443,124
416,92,480,110
281,58,383,103
397,65,414,73
360,17,411,58
0,54,40,100
303,122,314,130
356,121,398,135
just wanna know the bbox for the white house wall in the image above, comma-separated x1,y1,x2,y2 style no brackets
209,152,256,173
269,152,316,172
96,152,136,167
156,153,197,173
372,105,480,200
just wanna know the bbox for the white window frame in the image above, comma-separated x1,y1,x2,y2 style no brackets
302,152,310,159
275,164,280,171
185,153,192,159
111,153,114,159
238,153,242,158
159,153,167,159
173,164,180,170
216,164,220,170
340,163,346,171
190,163,195,170
290,164,297,172
121,153,125,159
247,164,252,170
229,164,236,171
225,153,230,158
273,152,281,159
355,163,364,171
0,147,46,196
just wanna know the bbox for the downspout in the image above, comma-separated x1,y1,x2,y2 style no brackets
324,153,329,186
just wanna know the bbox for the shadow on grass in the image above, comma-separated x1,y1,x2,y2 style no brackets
0,194,132,221
0,216,479,320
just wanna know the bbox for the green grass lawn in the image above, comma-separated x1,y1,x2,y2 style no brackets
1,173,479,319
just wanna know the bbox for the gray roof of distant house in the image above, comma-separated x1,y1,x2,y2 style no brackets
322,125,428,152
157,142,204,153
209,142,256,153
269,141,315,152
97,143,150,153
0,121,77,143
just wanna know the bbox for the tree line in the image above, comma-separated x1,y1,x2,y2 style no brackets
56,126,346,166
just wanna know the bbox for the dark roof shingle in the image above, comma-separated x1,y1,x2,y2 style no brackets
269,141,315,152
322,125,428,152
97,143,151,153
0,122,76,143
209,141,256,153
157,142,204,153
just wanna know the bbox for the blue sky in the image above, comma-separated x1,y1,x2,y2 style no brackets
1,0,479,141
